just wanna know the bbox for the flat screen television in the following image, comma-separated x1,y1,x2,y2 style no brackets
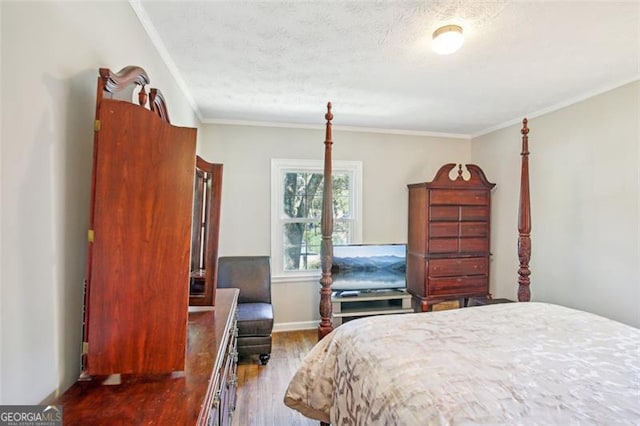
331,243,406,292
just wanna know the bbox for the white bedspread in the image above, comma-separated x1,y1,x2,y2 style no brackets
284,302,640,425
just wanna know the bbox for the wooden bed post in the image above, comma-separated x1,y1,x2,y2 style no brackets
318,102,334,340
518,118,532,302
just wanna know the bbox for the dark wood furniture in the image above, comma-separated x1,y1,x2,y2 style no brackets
518,119,532,302
318,103,334,340
189,156,224,306
82,66,197,376
406,164,495,312
467,296,514,306
57,288,239,426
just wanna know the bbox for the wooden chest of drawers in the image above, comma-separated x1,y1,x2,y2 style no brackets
407,164,495,312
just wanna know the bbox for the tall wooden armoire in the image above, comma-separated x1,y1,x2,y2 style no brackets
407,164,495,312
82,67,197,375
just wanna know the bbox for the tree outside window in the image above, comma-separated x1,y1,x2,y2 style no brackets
271,159,362,279
283,172,351,271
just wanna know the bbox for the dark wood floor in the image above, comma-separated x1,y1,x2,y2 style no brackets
232,329,319,426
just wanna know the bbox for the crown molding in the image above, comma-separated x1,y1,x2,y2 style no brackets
472,75,640,138
203,118,471,139
129,0,203,122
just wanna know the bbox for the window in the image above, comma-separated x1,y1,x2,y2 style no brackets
271,159,362,281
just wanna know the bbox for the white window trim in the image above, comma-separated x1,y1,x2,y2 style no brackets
271,158,363,282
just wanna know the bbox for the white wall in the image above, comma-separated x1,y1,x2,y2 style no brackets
0,0,4,405
0,2,200,404
472,81,639,327
200,123,470,327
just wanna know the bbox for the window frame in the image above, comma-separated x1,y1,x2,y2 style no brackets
270,158,363,282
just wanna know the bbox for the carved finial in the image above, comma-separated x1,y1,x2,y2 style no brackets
138,85,148,106
521,117,529,156
100,66,150,95
457,164,463,178
325,102,333,123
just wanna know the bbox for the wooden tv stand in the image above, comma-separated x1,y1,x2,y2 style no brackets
331,289,413,326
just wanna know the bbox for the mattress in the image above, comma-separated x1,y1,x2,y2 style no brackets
284,302,640,425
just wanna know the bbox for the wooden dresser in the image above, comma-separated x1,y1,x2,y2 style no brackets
407,164,495,312
56,289,239,426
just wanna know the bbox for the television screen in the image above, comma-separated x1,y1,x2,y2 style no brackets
331,244,406,292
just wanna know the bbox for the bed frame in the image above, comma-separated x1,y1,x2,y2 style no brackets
318,103,335,339
517,119,532,302
317,104,531,339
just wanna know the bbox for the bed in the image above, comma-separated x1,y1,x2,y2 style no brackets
284,104,640,425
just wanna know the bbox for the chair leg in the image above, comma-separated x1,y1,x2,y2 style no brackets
259,354,270,365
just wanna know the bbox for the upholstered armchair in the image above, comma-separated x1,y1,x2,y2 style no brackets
217,256,273,365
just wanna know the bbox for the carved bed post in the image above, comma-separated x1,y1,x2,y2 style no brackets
318,102,334,340
517,118,532,302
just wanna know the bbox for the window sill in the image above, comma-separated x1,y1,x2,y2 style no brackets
272,273,321,284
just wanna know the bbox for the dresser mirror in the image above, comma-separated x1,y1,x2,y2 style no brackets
189,156,223,306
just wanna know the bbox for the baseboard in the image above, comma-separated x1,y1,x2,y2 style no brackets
273,321,318,332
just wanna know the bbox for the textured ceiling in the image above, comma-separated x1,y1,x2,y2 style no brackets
134,1,639,136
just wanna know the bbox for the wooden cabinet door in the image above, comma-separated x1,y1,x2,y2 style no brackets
85,99,196,375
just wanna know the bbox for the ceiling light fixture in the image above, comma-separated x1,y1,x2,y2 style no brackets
432,24,464,55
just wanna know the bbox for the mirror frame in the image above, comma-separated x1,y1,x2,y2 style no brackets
189,156,223,306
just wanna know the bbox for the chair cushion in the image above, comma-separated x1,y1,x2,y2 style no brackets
217,256,271,304
237,302,273,337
